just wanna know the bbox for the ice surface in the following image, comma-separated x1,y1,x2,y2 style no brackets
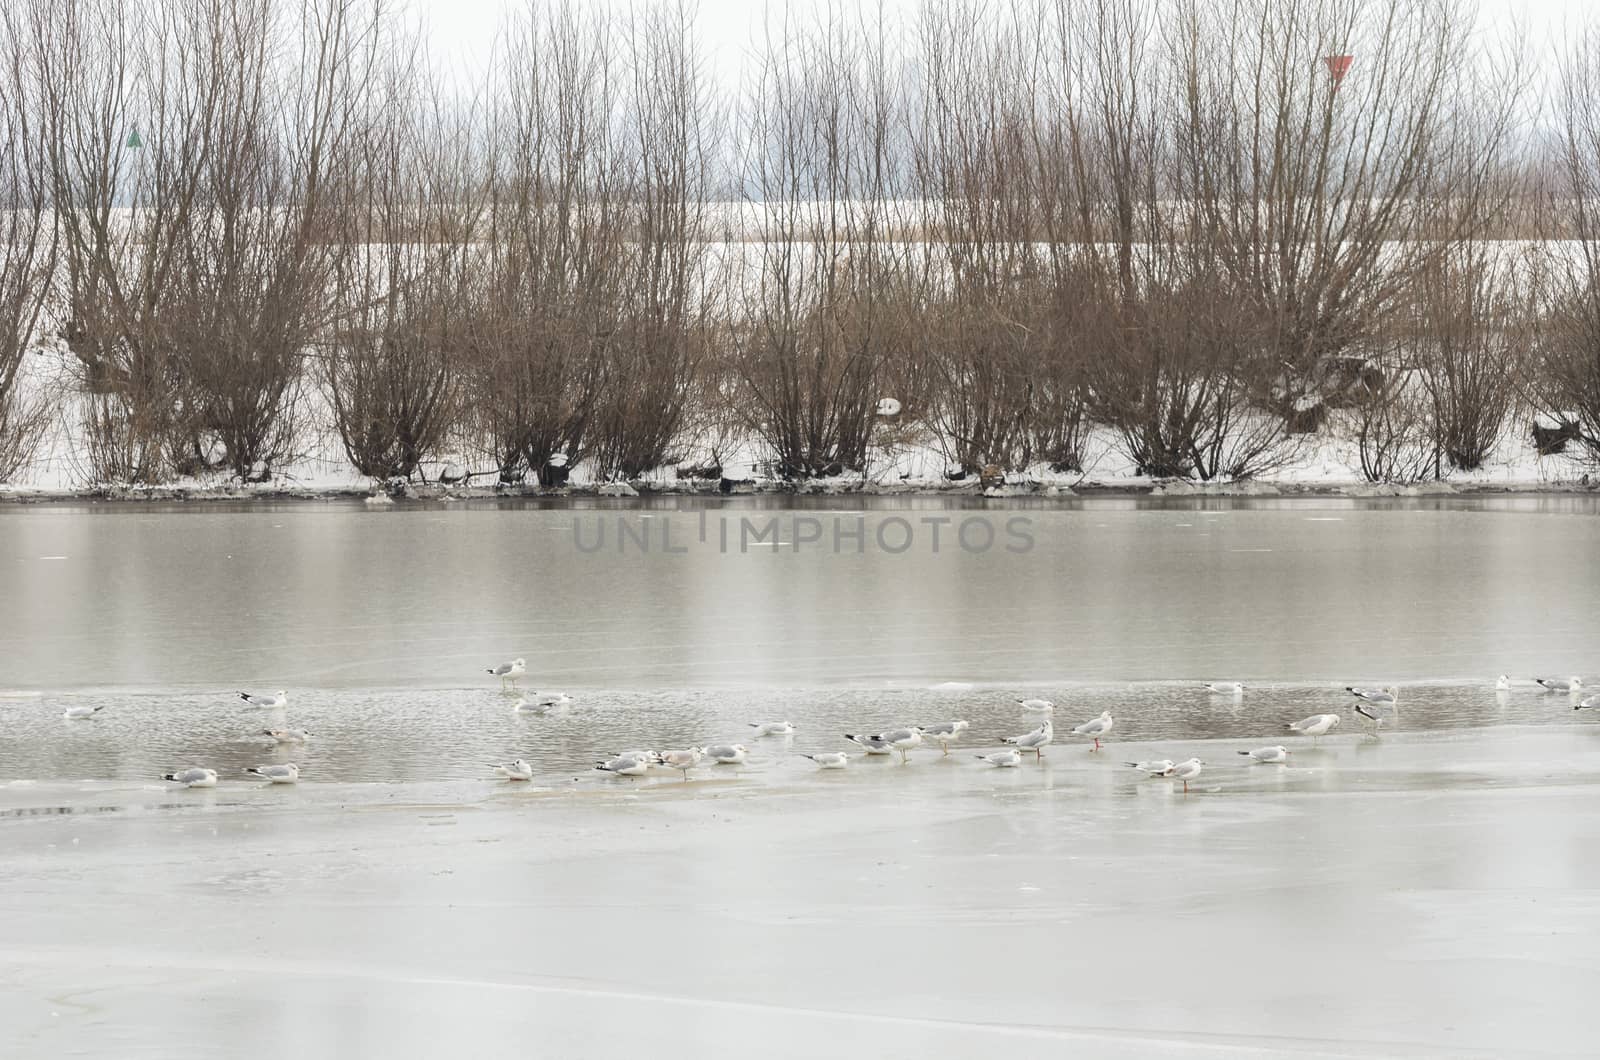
3,725,1599,1057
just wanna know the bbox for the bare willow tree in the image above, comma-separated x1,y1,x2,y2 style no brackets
162,0,380,480
33,0,384,483
1409,245,1533,472
1538,25,1600,462
325,41,482,481
910,2,1089,474
0,7,55,481
469,0,623,484
584,1,715,480
1174,0,1524,436
33,0,202,482
730,9,905,478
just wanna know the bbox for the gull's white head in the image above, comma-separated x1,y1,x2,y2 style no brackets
1571,677,1584,689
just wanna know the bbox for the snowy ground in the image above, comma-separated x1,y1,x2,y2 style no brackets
5,337,1595,501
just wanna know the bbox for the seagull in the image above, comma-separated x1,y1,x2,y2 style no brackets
844,733,894,755
1577,694,1598,711
1495,674,1511,692
1166,757,1203,793
596,753,651,776
658,747,704,781
1126,758,1174,776
1353,701,1395,736
1070,710,1114,751
857,727,922,763
238,690,288,709
749,721,795,737
532,691,571,708
801,752,849,769
494,759,534,781
1535,676,1583,694
1286,714,1340,742
1238,745,1291,763
1002,719,1053,759
1204,682,1245,696
1017,698,1055,714
245,763,299,784
920,720,969,755
163,767,218,788
487,658,526,689
701,744,748,765
1347,685,1399,706
62,705,105,720
976,749,1023,768
261,728,312,744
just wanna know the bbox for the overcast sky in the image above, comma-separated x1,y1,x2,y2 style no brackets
410,0,1592,87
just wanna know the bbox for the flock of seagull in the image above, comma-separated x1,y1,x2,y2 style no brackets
52,664,1591,790
476,666,1594,795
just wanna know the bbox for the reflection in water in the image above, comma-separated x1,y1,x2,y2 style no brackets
1,495,1598,690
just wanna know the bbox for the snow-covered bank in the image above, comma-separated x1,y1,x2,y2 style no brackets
4,412,1595,504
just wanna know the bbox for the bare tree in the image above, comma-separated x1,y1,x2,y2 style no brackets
325,34,482,481
0,6,55,480
1537,24,1600,463
467,0,623,485
729,8,905,478
164,0,383,480
585,1,715,481
1407,245,1532,472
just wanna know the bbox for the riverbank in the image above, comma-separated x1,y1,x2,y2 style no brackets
3,474,1597,505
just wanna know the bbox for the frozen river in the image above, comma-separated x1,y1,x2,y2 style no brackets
2,495,1599,1057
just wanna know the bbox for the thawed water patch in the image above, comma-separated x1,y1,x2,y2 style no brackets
1,680,1595,791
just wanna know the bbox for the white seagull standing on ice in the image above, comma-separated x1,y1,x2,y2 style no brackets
658,747,704,781
246,763,299,784
262,728,312,744
1126,758,1174,776
1204,682,1244,696
801,752,849,769
1002,719,1053,759
701,744,748,765
238,690,287,710
920,720,969,755
1347,687,1398,734
1535,676,1583,694
849,727,921,764
1166,758,1204,793
62,704,105,720
1017,698,1055,715
844,733,894,755
1238,745,1291,763
1071,710,1114,751
749,721,795,737
494,759,534,781
1495,674,1511,692
976,749,1023,768
1286,714,1340,742
487,659,526,689
163,767,217,788
596,753,651,776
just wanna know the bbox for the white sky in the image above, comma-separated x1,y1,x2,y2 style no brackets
410,0,1595,87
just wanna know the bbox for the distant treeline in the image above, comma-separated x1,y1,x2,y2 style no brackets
2,0,1600,487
